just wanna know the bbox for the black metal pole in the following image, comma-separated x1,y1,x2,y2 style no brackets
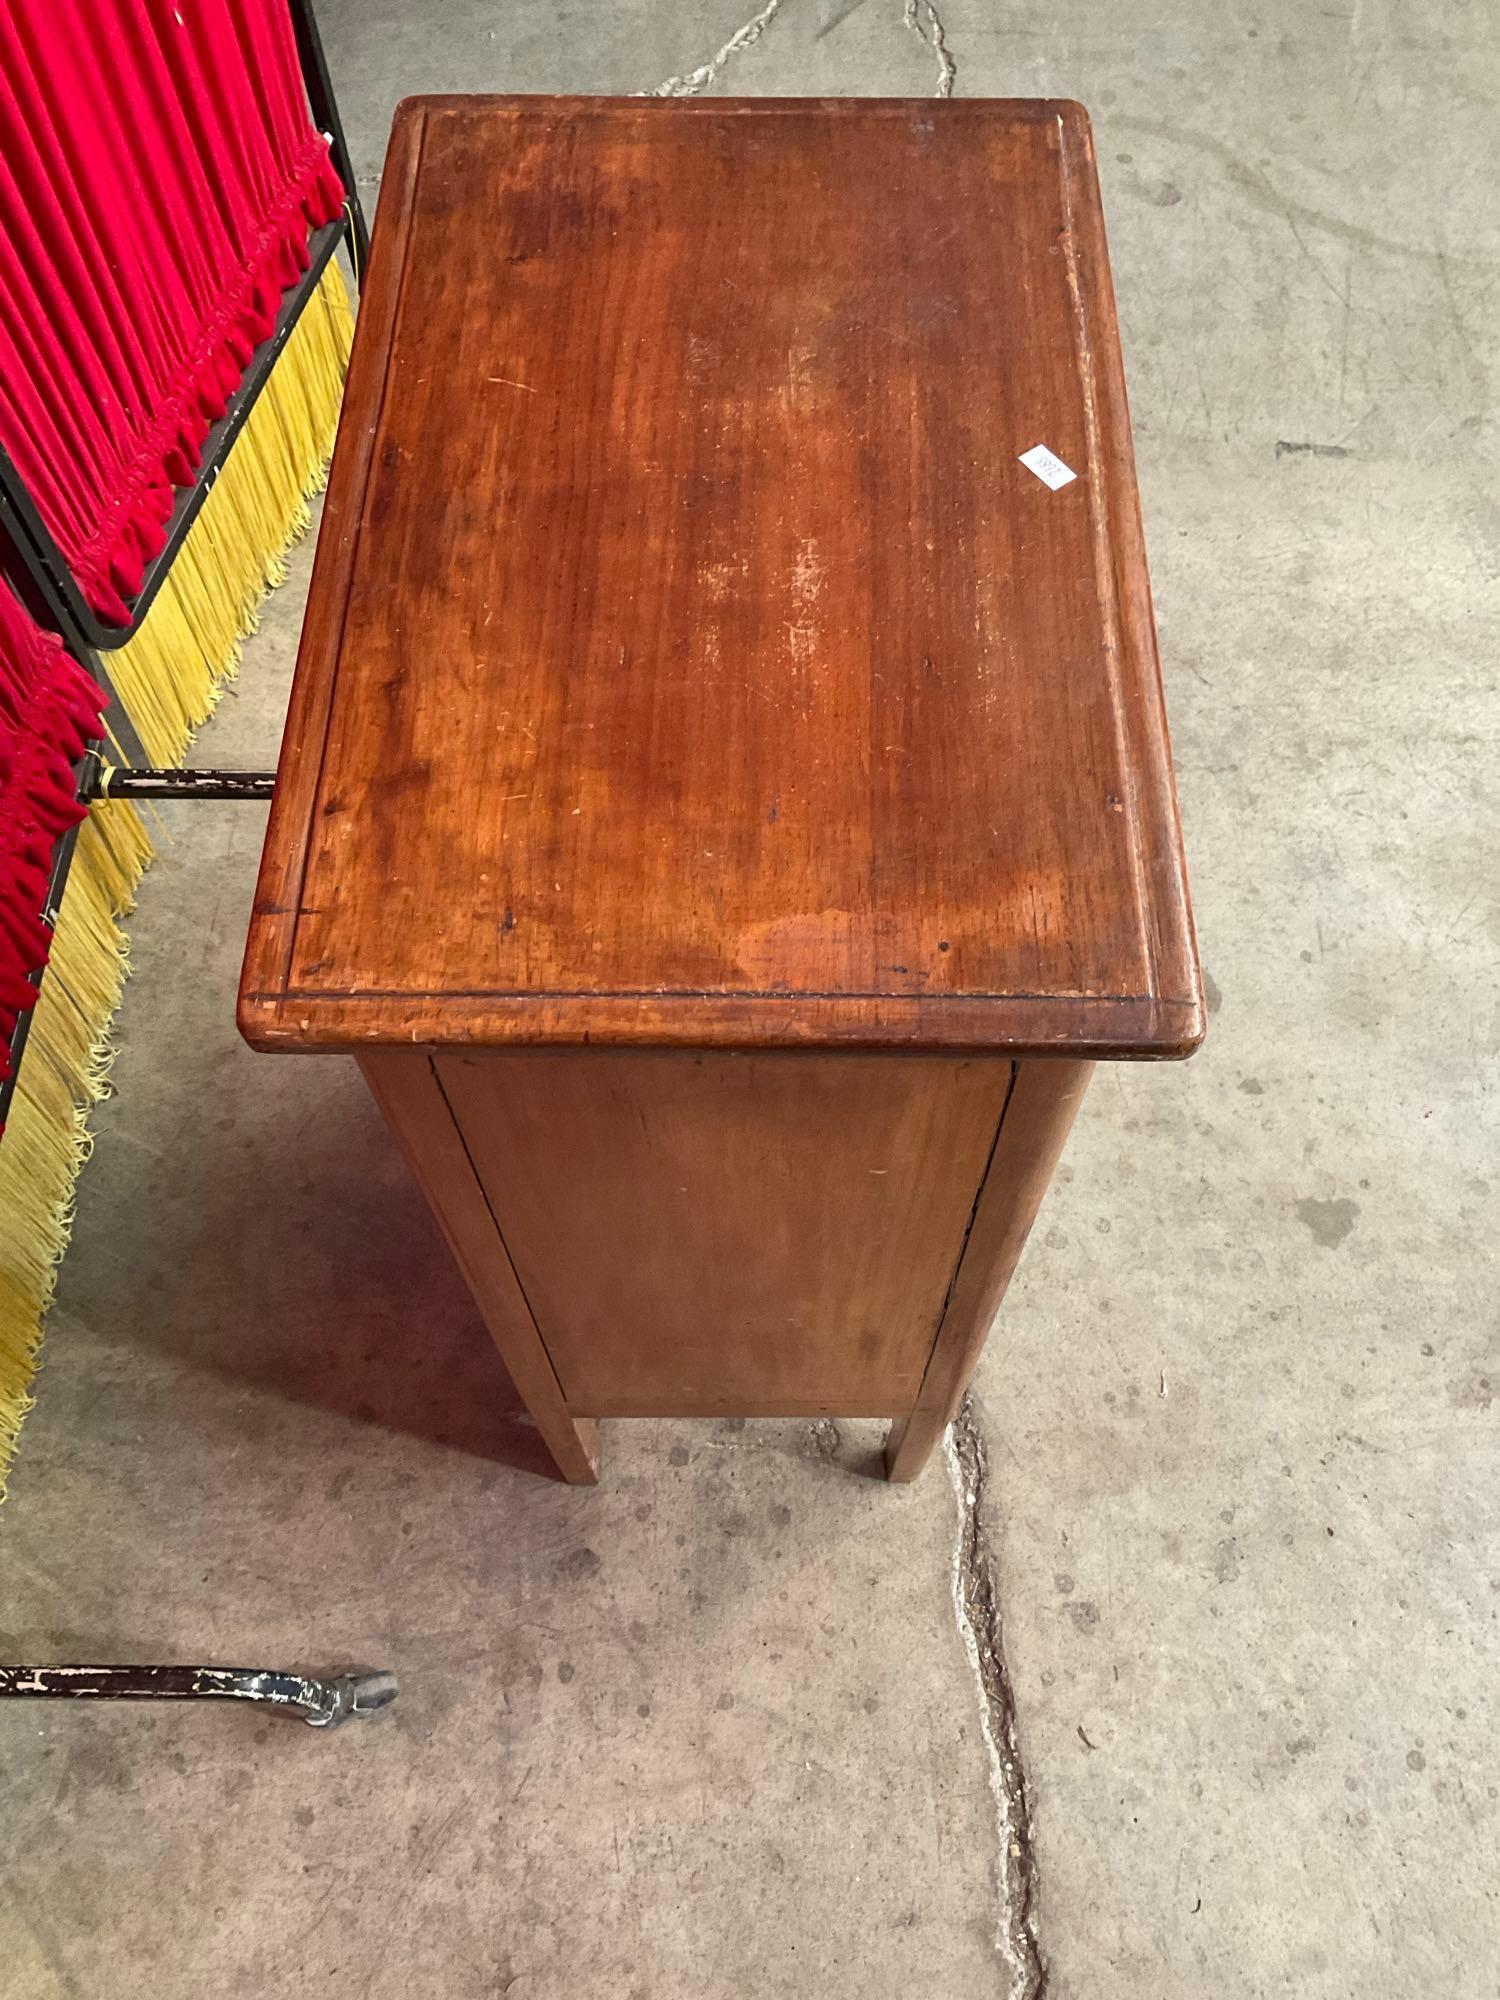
286,0,371,274
90,767,277,803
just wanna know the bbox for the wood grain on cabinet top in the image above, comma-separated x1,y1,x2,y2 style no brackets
240,96,1202,1057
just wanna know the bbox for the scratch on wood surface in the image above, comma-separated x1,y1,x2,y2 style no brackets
787,536,826,666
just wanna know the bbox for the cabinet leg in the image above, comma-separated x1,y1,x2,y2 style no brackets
357,1051,601,1485
884,1411,941,1482
885,1058,1094,1484
547,1415,602,1486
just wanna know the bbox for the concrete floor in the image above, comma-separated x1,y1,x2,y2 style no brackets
2,3,1497,1995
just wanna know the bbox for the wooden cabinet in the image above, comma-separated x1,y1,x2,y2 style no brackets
240,96,1202,1483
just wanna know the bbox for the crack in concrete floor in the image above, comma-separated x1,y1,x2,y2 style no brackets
947,1399,1047,2000
902,0,956,98
645,0,958,99
645,0,785,96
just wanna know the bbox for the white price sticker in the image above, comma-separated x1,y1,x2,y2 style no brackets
1019,444,1078,491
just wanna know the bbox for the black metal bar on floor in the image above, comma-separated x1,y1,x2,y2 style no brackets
0,1664,398,1731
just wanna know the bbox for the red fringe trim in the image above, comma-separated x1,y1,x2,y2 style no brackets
69,133,346,626
0,596,106,1115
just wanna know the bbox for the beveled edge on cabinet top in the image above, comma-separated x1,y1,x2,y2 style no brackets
239,95,1204,1062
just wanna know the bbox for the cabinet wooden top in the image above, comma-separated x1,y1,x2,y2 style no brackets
241,96,1202,1058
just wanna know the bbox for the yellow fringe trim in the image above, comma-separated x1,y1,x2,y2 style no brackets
106,258,354,765
0,258,353,1494
0,803,153,1498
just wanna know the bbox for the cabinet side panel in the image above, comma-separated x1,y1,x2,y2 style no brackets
358,1050,600,1482
436,1051,1014,1417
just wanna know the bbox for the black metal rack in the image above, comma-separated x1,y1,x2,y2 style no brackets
0,0,366,1128
0,217,351,653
